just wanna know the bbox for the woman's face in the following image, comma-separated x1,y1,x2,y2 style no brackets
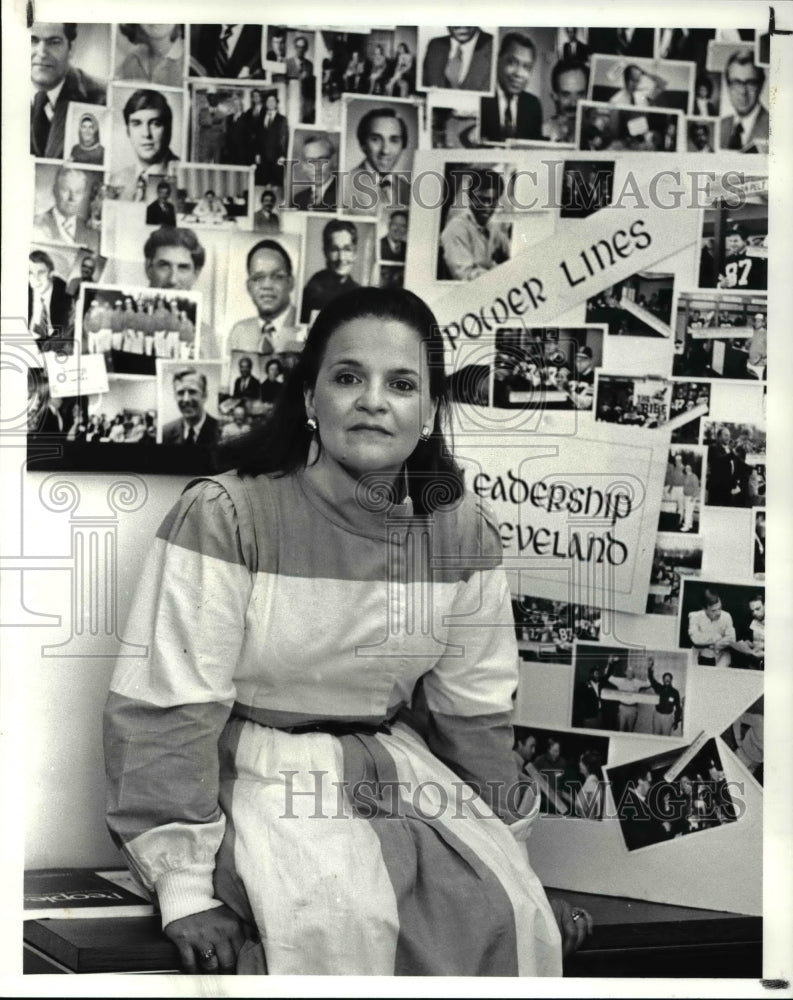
79,117,98,145
305,316,437,482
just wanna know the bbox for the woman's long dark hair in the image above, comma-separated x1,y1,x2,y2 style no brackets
216,286,464,514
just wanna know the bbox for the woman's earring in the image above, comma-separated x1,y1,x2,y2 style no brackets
419,424,431,441
306,416,318,432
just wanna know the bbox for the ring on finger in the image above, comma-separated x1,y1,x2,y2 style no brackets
200,947,217,962
571,909,585,922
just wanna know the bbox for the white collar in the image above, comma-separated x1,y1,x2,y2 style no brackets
32,77,65,108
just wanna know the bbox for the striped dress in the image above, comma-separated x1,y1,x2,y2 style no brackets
103,468,562,975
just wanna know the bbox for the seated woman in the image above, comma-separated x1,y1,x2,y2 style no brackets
368,43,389,94
104,287,591,975
69,112,105,165
386,42,415,97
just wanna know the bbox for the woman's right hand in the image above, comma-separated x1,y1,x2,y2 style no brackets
164,904,254,974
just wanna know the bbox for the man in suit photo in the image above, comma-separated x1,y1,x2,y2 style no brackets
28,250,74,353
254,92,288,188
292,132,338,210
109,89,180,199
253,189,280,232
719,49,769,152
232,356,262,401
348,107,411,213
223,92,253,165
543,58,589,142
561,28,590,64
480,32,543,142
30,21,106,159
422,27,494,91
33,165,99,252
587,27,654,57
228,239,298,355
161,367,220,446
190,24,264,79
379,210,408,261
287,35,314,79
146,181,177,226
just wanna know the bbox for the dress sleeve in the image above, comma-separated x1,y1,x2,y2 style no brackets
421,498,536,839
103,478,254,928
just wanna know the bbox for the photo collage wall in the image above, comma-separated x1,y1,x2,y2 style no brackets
23,20,770,909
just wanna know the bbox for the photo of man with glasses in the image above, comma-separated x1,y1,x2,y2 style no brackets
719,49,768,152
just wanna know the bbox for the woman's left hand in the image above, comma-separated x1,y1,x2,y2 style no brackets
550,897,593,959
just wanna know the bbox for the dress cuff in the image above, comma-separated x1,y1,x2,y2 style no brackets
156,864,224,928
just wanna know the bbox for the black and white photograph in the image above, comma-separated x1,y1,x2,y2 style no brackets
668,379,712,443
188,81,278,166
679,579,765,670
269,28,317,125
702,420,765,508
673,291,767,380
428,95,481,148
605,738,739,851
491,326,601,411
32,160,102,254
155,358,222,446
511,595,602,663
594,374,671,427
655,28,716,68
685,116,717,152
589,54,695,112
513,727,610,820
720,696,764,787
559,158,614,217
586,271,674,337
660,446,705,534
436,161,513,278
478,28,558,144
106,82,185,199
577,102,680,152
418,26,496,93
27,244,106,356
708,43,769,152
298,215,376,325
171,164,253,229
63,100,110,166
752,508,766,578
77,282,201,375
698,180,768,290
223,231,303,357
646,532,703,617
571,643,687,739
287,127,340,211
29,20,110,160
340,96,420,215
376,209,409,264
112,23,187,88
26,365,87,439
188,24,266,80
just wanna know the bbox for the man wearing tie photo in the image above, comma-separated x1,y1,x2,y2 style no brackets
227,240,298,355
30,21,106,159
161,367,221,446
719,49,769,152
480,32,543,142
422,27,494,91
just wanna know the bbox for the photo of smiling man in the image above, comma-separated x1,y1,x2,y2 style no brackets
157,361,221,446
228,239,299,356
300,218,375,324
480,32,543,142
109,86,182,199
343,99,418,214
